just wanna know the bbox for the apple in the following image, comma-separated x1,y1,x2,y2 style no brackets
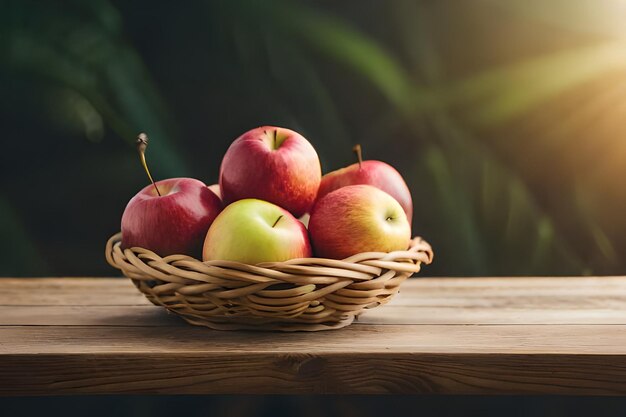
203,199,312,264
121,178,222,257
207,183,221,201
308,185,411,259
219,126,321,217
317,145,413,224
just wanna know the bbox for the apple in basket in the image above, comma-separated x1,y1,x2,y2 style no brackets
207,183,221,201
308,185,411,259
121,134,222,257
317,144,413,225
203,198,312,264
219,126,322,218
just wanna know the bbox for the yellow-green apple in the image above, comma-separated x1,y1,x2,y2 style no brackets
203,199,312,264
317,145,413,224
219,126,321,217
121,178,222,257
308,185,411,259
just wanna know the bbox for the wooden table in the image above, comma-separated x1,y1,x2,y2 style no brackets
1,277,626,396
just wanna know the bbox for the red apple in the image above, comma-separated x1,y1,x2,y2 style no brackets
317,145,413,224
219,126,321,217
309,185,411,259
207,183,221,201
121,178,222,257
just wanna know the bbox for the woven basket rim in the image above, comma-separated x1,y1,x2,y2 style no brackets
106,232,433,274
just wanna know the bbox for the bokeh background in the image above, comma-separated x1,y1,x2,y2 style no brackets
2,0,626,277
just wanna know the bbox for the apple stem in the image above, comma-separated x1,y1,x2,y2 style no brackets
353,144,363,168
272,215,283,228
136,133,161,196
273,129,278,149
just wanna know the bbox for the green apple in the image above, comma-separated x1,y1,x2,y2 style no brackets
308,185,411,259
202,199,312,264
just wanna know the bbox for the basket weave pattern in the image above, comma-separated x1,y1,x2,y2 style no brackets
106,233,433,331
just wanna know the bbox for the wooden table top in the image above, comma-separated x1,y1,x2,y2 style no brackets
2,276,626,396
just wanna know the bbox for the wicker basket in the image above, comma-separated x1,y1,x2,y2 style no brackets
105,233,433,331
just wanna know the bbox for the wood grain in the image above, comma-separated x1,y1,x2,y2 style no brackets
2,353,626,396
3,276,625,306
1,276,626,395
3,324,626,354
0,278,148,306
2,304,626,326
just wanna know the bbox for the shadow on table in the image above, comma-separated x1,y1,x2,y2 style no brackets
2,395,626,417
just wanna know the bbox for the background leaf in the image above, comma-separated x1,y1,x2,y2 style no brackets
1,0,624,276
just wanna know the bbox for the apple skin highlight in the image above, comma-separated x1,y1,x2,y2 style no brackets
317,160,413,225
121,178,222,258
219,126,322,218
203,199,312,264
309,185,411,259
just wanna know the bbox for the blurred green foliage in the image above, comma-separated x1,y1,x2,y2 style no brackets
1,0,624,276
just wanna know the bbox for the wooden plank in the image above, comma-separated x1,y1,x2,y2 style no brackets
0,278,148,306
2,304,626,326
391,276,626,303
389,278,626,310
1,325,626,395
358,306,626,325
2,325,626,355
1,277,626,395
2,352,626,396
0,306,180,326
1,276,624,326
2,276,626,306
